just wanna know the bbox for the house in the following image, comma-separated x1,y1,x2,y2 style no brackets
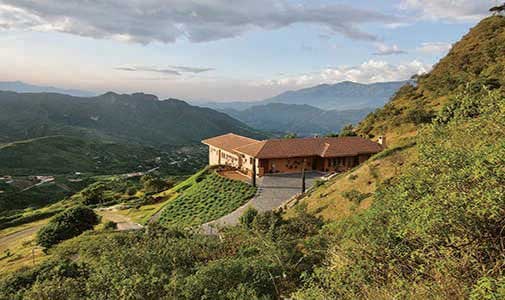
202,133,384,177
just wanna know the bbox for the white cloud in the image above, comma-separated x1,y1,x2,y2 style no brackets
416,42,452,54
254,59,431,88
399,0,494,21
373,43,407,56
115,65,215,76
0,0,398,44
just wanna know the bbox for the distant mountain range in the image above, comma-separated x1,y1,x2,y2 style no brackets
0,90,264,146
195,80,408,111
223,103,372,136
0,81,96,97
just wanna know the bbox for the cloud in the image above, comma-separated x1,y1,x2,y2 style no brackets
169,66,215,74
399,0,493,21
115,65,215,75
254,60,431,88
0,0,398,44
373,43,407,56
416,42,452,54
115,66,181,76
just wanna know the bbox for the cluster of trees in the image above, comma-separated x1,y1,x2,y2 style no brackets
36,206,100,250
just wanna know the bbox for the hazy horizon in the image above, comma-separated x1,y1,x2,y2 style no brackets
0,0,495,101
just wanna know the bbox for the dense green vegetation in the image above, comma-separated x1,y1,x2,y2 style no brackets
36,206,100,250
294,88,505,299
0,209,325,299
159,170,256,227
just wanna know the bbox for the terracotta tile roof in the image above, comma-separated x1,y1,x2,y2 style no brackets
234,136,383,159
320,137,384,157
202,133,259,153
203,133,383,159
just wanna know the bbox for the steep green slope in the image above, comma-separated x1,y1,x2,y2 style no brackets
357,16,505,146
295,87,505,300
0,91,264,146
288,15,505,299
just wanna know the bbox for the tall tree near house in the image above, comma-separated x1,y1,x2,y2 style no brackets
490,3,505,14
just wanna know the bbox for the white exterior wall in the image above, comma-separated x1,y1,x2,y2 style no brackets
208,146,221,165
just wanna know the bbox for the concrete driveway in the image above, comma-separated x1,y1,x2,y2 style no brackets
202,172,324,233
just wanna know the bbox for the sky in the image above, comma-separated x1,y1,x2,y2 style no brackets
0,0,499,101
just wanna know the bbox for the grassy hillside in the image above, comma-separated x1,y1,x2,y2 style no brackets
357,16,505,146
287,15,505,299
158,169,256,227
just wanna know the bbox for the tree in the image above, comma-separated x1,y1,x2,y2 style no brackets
36,206,100,250
283,132,298,139
81,183,105,205
490,3,505,14
339,124,357,137
141,175,169,193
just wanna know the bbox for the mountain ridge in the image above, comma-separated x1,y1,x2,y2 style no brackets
194,80,408,111
0,90,265,146
0,81,95,97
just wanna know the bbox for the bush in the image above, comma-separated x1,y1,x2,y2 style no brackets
103,221,117,231
36,206,100,250
239,207,258,229
341,190,372,205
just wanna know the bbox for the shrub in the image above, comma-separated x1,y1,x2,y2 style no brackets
36,206,100,250
348,174,358,181
239,207,258,229
103,221,117,231
341,190,372,205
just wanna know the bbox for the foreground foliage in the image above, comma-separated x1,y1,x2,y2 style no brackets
0,209,325,299
295,89,505,299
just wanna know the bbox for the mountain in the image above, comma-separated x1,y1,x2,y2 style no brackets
0,91,264,146
223,103,372,136
0,81,95,97
262,81,408,110
195,80,407,111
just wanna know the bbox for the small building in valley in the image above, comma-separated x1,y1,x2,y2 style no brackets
202,133,383,177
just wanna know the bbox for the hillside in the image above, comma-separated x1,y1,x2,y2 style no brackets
195,80,406,111
287,15,505,298
0,135,172,175
222,103,371,136
0,91,264,146
357,16,505,146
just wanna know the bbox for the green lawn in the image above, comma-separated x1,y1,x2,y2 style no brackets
158,170,256,227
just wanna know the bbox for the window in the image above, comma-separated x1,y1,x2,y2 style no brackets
250,157,254,165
